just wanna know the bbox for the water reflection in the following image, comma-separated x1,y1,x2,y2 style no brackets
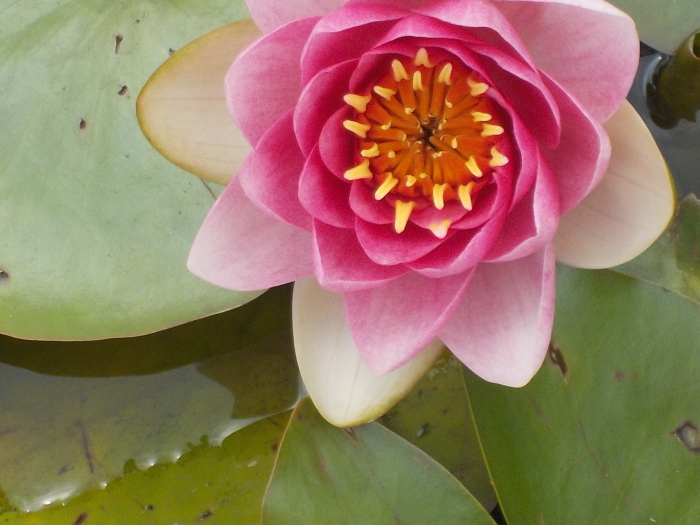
0,286,298,512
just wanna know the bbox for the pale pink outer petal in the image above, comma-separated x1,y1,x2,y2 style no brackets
493,0,638,121
485,152,560,262
312,220,408,291
344,269,475,374
246,0,342,33
293,277,443,427
188,178,314,291
540,74,611,214
237,110,311,230
226,17,319,147
440,244,555,387
553,101,675,269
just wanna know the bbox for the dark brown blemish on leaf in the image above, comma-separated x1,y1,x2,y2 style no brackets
199,509,212,520
72,512,88,525
0,270,8,282
168,48,175,56
614,370,625,382
114,34,123,54
672,421,700,453
118,85,128,96
344,427,360,444
548,343,568,379
78,118,87,130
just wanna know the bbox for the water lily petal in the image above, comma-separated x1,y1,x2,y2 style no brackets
493,0,638,121
226,17,319,146
540,74,610,214
344,270,475,374
356,218,447,265
553,101,675,269
299,147,355,228
295,60,356,156
237,110,311,230
485,151,560,262
349,182,394,225
293,277,443,427
246,0,342,33
313,221,408,291
188,177,313,291
136,20,260,185
440,244,555,387
318,107,355,178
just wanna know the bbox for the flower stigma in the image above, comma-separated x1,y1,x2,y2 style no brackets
343,48,510,237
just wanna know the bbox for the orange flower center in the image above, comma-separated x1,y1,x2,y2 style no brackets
343,48,509,237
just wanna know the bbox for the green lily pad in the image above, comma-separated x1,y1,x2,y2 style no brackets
0,287,297,512
465,199,700,523
1,411,290,524
608,0,700,53
381,351,497,510
262,398,496,525
0,0,258,340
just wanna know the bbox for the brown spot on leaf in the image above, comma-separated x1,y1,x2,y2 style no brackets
614,370,625,382
78,118,87,130
114,34,123,54
0,270,8,282
672,421,700,453
548,343,568,380
73,513,88,525
344,427,360,444
199,509,212,520
118,85,128,96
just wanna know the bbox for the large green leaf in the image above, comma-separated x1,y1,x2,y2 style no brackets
608,0,700,52
0,0,258,339
0,287,297,512
465,199,700,524
381,351,497,510
262,398,496,525
1,411,291,524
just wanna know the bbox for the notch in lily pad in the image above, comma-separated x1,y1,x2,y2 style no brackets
648,29,700,128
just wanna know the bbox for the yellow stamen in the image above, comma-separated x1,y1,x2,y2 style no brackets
344,159,373,180
467,78,489,96
451,137,458,149
361,143,380,158
343,120,371,138
458,182,475,210
465,156,483,178
432,183,449,210
471,111,492,122
392,60,409,82
375,174,399,200
412,71,423,91
429,220,451,239
388,151,396,159
414,48,433,68
343,94,372,113
394,201,415,233
481,124,504,137
373,85,397,100
489,146,509,167
405,175,417,187
438,63,453,85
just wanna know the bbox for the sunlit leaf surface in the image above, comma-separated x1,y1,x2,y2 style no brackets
1,412,290,524
0,0,258,339
466,199,700,524
263,399,496,525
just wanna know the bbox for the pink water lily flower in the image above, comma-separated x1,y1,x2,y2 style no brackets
138,0,674,426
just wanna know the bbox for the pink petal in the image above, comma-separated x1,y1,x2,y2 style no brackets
226,17,319,147
356,217,447,265
293,277,443,427
188,177,313,291
440,244,555,387
349,182,393,225
318,107,355,178
300,3,406,82
485,151,560,262
299,147,355,228
237,110,311,230
541,73,610,214
246,0,343,33
493,0,638,121
344,269,475,374
313,220,408,291
294,59,357,156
